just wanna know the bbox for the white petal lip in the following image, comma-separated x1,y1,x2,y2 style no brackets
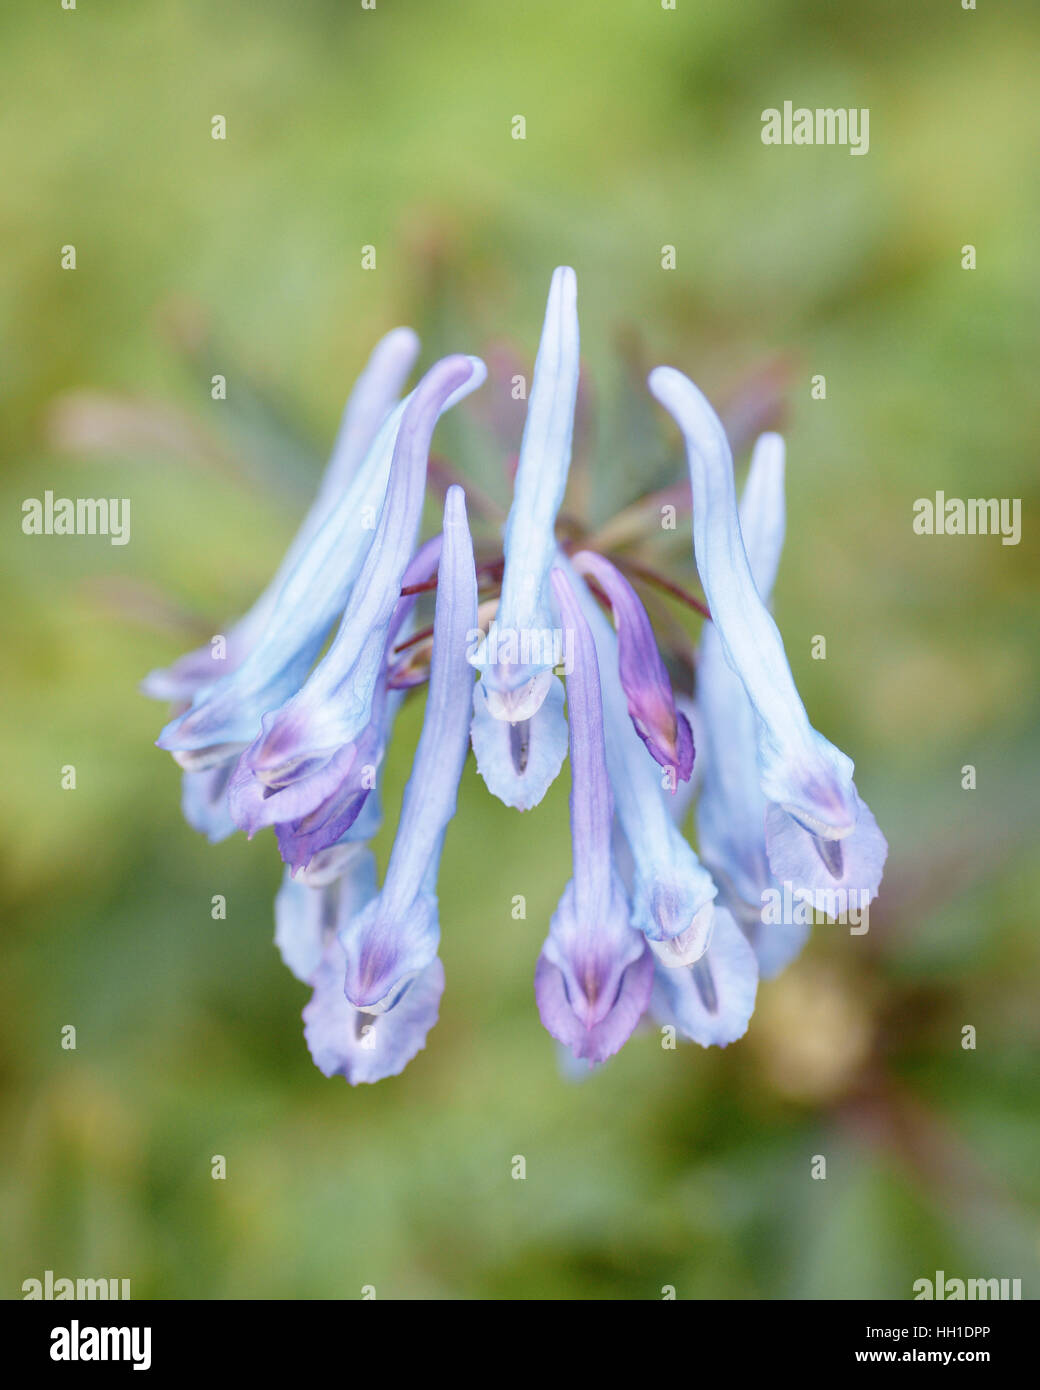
648,901,715,968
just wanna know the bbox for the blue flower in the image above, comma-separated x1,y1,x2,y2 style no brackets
274,840,445,1086
149,269,888,1085
469,266,577,809
651,906,759,1048
155,353,483,767
144,328,421,842
693,432,809,976
649,366,888,911
338,484,478,1013
534,567,654,1064
563,555,719,967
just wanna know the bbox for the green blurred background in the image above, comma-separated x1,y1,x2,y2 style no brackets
2,0,1038,1299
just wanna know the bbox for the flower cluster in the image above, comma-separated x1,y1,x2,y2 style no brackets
146,267,887,1083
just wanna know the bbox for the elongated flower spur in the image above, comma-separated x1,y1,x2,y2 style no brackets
146,268,887,1083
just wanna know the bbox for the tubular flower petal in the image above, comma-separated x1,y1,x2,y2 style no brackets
694,433,806,976
469,267,577,805
533,568,654,1065
274,842,378,986
571,549,694,783
304,947,445,1086
142,327,420,707
562,556,718,966
469,675,569,811
339,486,478,1011
648,366,887,908
227,537,443,865
224,357,483,788
651,907,759,1048
156,355,484,764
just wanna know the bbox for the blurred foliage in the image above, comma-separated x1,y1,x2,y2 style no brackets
1,0,1038,1299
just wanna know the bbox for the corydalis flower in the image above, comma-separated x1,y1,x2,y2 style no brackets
264,543,434,874
534,567,654,1064
142,327,421,709
144,328,421,842
275,840,445,1085
338,485,478,1013
565,556,718,968
649,366,888,909
469,266,577,809
147,266,887,1086
155,353,483,768
694,433,807,977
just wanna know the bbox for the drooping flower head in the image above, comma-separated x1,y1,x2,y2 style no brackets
146,268,886,1086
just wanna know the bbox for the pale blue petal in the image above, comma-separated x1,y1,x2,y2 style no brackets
560,555,717,962
496,265,579,642
695,430,807,973
274,843,377,985
474,266,578,720
339,486,478,1009
648,366,859,839
157,356,484,758
304,943,444,1085
248,358,482,778
651,908,759,1048
764,792,888,908
180,764,237,843
470,675,568,811
143,327,419,706
321,328,420,498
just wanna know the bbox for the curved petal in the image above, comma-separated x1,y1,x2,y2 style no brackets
239,357,484,777
339,486,478,1008
304,944,444,1085
651,908,759,1047
560,555,718,958
180,763,237,843
648,366,859,838
156,356,484,758
764,791,887,908
274,843,377,985
571,550,693,782
322,328,421,498
475,266,579,715
142,327,420,707
694,433,785,911
470,675,568,811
